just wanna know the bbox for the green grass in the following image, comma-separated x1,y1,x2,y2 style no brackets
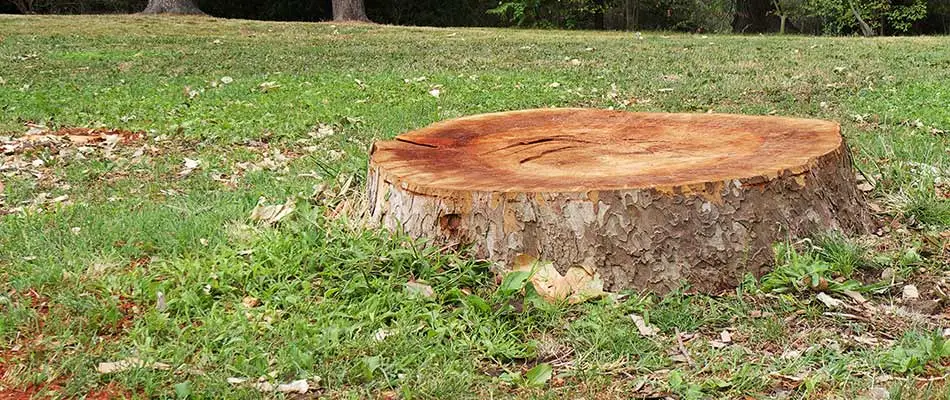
1,15,950,398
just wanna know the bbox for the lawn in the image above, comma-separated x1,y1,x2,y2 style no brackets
1,15,949,399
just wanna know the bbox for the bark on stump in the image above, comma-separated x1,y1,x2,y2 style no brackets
367,108,872,293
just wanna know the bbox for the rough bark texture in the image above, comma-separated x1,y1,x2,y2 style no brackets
367,109,872,294
332,0,369,21
142,0,204,15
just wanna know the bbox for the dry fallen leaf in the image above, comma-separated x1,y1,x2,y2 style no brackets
629,313,658,337
249,197,296,225
405,281,435,298
97,358,172,374
156,291,167,312
563,264,605,304
374,328,393,342
842,289,867,304
242,296,260,308
276,380,309,394
228,377,314,394
710,329,733,349
902,285,920,300
720,330,732,343
816,292,843,309
179,158,201,177
258,81,281,92
513,256,571,301
511,254,606,304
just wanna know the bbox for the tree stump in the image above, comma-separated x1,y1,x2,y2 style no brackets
367,108,871,293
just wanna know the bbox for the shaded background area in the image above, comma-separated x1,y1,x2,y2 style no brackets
1,0,948,35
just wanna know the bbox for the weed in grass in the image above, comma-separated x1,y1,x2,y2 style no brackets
882,331,950,375
813,231,869,278
890,176,950,229
760,241,866,294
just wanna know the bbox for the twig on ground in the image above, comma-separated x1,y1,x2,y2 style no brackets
823,312,871,323
674,328,696,368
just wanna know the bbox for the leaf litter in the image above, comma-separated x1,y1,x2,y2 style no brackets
509,254,606,305
249,197,296,225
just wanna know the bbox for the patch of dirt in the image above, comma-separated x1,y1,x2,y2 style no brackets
85,382,133,400
899,273,950,316
0,387,39,400
0,382,63,400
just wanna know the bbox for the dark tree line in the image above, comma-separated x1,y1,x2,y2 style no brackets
2,0,948,34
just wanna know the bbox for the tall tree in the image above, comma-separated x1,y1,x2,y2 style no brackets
7,0,36,13
624,0,639,30
142,0,204,14
332,0,369,21
848,0,875,35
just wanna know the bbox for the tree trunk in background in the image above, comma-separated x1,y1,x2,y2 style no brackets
849,0,875,36
142,0,204,14
9,0,36,13
624,0,639,30
332,0,369,21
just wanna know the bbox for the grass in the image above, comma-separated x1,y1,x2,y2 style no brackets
1,14,950,398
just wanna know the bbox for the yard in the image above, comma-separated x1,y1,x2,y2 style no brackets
1,15,950,398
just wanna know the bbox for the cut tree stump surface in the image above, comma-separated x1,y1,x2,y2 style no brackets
368,108,871,293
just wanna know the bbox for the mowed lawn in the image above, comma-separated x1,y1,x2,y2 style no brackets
1,15,950,399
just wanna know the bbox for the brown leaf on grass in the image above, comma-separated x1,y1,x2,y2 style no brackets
511,254,607,304
242,296,260,308
513,255,570,301
902,284,920,300
276,380,310,394
842,290,867,304
816,292,843,309
97,358,172,374
405,281,435,298
26,126,143,146
711,329,733,348
249,197,296,225
227,377,316,394
629,314,658,337
258,81,281,92
178,158,201,177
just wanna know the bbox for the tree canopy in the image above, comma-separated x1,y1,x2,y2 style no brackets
1,0,947,34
